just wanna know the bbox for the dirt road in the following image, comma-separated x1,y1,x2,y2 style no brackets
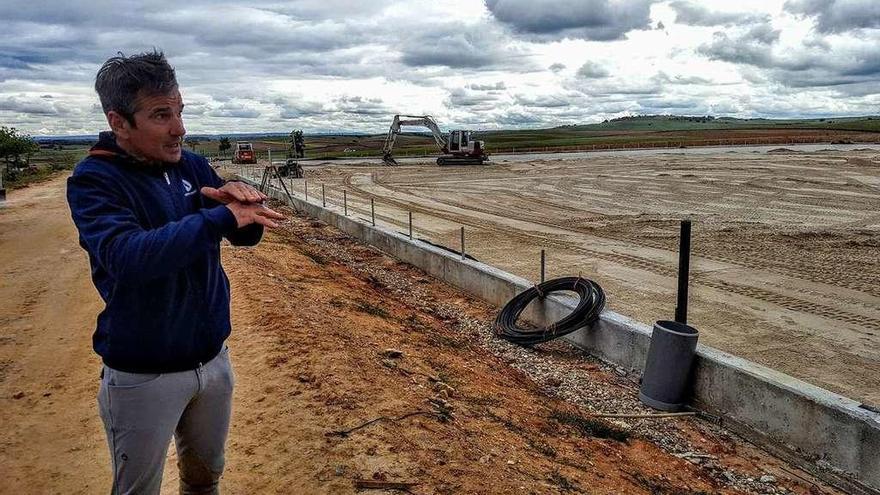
0,176,106,492
290,148,880,405
0,174,841,494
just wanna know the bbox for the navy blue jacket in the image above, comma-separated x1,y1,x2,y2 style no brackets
67,132,262,373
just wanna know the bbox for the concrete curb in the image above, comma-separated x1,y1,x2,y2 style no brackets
246,176,880,494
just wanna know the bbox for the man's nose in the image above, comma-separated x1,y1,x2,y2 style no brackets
170,114,186,137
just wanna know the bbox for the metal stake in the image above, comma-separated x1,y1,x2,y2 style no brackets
322,184,326,207
540,249,545,283
371,198,375,226
460,226,465,260
343,190,347,215
305,180,308,201
675,220,692,324
408,212,413,239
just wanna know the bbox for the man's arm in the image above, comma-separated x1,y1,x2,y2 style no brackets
67,171,239,285
204,167,266,247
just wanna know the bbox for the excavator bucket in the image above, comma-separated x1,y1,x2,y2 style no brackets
382,154,399,166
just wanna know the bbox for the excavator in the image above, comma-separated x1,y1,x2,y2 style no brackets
381,115,489,166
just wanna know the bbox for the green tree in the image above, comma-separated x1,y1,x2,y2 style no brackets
289,129,304,158
219,137,231,153
185,137,201,150
0,126,39,167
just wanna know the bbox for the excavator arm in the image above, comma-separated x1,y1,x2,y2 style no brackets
382,115,448,165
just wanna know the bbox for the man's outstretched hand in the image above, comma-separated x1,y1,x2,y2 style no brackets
201,183,283,228
224,201,285,228
201,182,267,205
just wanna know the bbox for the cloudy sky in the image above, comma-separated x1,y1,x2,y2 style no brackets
1,0,879,136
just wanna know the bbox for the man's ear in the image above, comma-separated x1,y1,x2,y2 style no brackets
107,111,132,140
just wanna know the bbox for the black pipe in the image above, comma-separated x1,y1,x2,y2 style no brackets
540,249,545,283
675,220,691,324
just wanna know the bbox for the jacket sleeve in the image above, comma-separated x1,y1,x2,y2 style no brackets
204,164,264,247
67,170,239,285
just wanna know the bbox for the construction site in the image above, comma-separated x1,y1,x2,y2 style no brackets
1,135,879,494
291,145,880,405
240,140,880,494
5,0,880,491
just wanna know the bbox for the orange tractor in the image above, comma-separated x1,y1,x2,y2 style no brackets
232,142,256,164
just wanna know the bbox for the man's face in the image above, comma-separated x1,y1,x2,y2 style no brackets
119,89,186,163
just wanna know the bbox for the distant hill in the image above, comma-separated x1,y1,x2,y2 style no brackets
557,115,880,133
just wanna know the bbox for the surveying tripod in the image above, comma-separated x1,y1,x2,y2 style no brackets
259,164,298,212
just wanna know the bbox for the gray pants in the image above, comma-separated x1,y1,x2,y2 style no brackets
98,346,234,495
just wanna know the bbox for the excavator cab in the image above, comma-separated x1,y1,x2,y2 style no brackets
448,130,461,152
447,130,484,159
448,130,471,153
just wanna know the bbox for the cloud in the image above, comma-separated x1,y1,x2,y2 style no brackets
262,1,387,21
467,82,507,91
495,109,544,125
635,96,701,111
207,102,261,119
446,88,502,108
784,0,880,33
0,95,67,115
698,23,780,67
183,104,206,116
802,35,831,50
575,78,663,97
401,43,492,68
331,95,388,115
514,94,572,107
277,99,326,119
698,21,880,90
651,71,712,85
485,0,655,41
399,22,529,69
670,1,771,26
144,7,365,53
549,63,566,72
577,61,610,78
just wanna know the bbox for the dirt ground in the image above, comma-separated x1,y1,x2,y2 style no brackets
0,174,844,494
290,147,880,405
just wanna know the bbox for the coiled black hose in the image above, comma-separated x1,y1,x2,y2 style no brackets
494,277,605,345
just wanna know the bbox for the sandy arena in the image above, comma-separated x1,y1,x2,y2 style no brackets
287,146,880,405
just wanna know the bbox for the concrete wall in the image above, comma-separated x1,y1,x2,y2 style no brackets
248,176,880,495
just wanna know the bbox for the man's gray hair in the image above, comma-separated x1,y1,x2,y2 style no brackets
95,50,177,126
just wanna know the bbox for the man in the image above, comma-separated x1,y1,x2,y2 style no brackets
66,50,283,494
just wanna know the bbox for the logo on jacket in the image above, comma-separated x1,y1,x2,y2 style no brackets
182,179,196,197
